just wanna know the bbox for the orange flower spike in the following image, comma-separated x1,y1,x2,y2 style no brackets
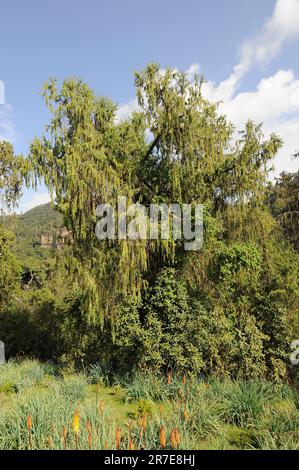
167,371,172,385
128,437,135,450
182,373,186,386
47,435,53,449
27,415,33,449
73,410,80,449
86,420,92,434
88,432,92,450
159,425,166,449
170,428,176,449
115,427,121,450
175,428,181,447
142,414,147,431
73,410,80,435
104,441,109,450
27,415,32,430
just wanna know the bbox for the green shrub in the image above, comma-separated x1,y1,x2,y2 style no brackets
227,427,260,449
140,268,204,373
219,381,275,427
0,381,18,394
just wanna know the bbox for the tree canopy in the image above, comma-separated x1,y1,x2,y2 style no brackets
0,64,298,380
29,65,283,323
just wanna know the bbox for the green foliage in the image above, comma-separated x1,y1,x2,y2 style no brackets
210,242,263,293
227,427,260,449
0,141,25,212
12,203,64,261
219,381,275,427
0,64,298,385
0,381,18,394
88,362,112,386
0,227,19,306
56,374,88,401
132,399,155,418
28,66,282,325
0,142,25,307
1,65,299,453
140,268,204,373
0,359,55,393
267,170,299,251
0,359,299,450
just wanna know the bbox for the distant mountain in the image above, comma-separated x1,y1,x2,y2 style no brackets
13,203,64,260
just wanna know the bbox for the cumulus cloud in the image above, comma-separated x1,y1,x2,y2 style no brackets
112,1,299,176
203,0,299,102
221,69,299,124
239,0,299,71
0,104,15,142
263,117,299,175
215,69,299,176
18,192,52,214
116,98,139,122
200,0,299,176
0,80,15,142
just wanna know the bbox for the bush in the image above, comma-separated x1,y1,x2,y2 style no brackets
219,381,275,427
140,268,204,373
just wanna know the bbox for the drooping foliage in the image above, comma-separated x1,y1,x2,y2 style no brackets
0,65,298,381
29,65,282,324
0,141,26,306
267,169,299,251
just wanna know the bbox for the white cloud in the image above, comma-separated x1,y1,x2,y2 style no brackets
18,192,52,214
0,104,15,142
221,70,299,124
209,69,298,175
0,80,15,142
199,0,299,176
116,98,139,122
203,0,299,102
239,0,299,70
264,117,299,175
115,0,299,176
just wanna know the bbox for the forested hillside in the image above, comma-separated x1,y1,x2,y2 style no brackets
12,203,64,260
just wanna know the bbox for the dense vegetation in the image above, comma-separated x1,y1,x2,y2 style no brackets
0,65,298,446
0,359,298,450
13,203,63,260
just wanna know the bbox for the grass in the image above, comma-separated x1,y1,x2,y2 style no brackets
0,359,298,450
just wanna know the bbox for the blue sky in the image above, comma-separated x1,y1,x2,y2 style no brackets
1,0,299,212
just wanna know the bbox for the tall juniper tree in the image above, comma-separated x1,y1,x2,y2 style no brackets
29,65,282,326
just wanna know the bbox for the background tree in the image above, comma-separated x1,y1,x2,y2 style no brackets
267,169,299,251
0,141,25,307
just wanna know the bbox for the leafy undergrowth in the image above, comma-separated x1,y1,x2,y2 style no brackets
0,360,298,450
